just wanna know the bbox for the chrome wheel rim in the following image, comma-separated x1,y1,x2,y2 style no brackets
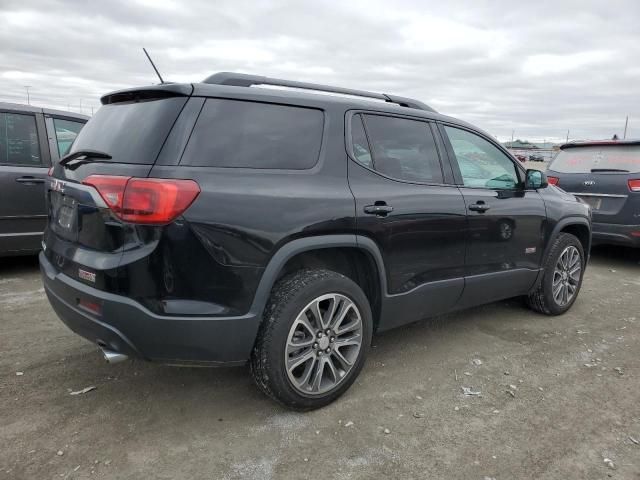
285,293,363,395
552,246,582,306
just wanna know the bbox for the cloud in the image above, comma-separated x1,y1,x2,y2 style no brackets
0,0,638,141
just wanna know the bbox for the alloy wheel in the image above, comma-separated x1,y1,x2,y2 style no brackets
285,293,363,395
552,245,582,306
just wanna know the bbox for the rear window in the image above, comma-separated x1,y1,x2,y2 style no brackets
550,145,640,173
68,97,187,164
355,114,443,183
180,99,324,169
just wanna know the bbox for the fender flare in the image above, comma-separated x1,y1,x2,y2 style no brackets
247,234,388,316
543,216,592,262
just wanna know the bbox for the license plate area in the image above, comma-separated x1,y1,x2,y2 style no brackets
578,196,602,211
50,191,79,240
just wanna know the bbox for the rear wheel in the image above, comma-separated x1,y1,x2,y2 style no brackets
527,233,585,315
250,269,372,410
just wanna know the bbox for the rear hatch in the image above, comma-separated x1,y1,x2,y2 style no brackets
43,86,192,289
547,143,640,224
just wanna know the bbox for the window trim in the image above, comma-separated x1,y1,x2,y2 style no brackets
0,111,49,168
436,121,527,191
345,109,450,187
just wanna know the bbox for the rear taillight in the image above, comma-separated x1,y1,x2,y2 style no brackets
83,175,200,224
547,176,559,186
628,179,640,192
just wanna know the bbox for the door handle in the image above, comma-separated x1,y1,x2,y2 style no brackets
16,176,45,184
468,202,490,212
364,203,393,216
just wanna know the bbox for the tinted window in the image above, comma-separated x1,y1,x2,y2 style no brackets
181,99,324,169
0,112,41,166
445,126,519,189
70,97,187,164
362,115,443,183
351,114,372,167
549,145,640,173
53,118,85,157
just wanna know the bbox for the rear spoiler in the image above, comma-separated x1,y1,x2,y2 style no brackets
101,84,193,105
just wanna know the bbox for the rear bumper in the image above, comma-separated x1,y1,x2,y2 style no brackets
40,252,260,365
592,222,640,247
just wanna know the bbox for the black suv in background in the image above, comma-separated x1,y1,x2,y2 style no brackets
0,102,88,256
41,73,591,409
547,140,640,247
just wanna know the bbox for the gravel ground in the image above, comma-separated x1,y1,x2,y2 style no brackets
1,245,639,479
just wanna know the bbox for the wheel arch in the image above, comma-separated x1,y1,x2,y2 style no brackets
544,216,592,263
249,235,388,330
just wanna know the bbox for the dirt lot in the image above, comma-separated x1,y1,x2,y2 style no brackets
1,246,639,479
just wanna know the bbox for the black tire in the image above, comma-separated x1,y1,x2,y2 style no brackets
527,233,585,315
250,269,373,410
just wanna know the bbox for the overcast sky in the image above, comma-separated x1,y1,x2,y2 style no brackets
1,0,638,142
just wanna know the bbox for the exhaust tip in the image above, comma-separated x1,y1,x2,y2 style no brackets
101,349,129,364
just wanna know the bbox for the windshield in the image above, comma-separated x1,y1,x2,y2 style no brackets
549,145,640,173
69,97,187,164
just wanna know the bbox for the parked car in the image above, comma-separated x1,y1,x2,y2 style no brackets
547,140,640,247
513,153,527,162
40,73,591,410
0,103,88,256
529,154,545,162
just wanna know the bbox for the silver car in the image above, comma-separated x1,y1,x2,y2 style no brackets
0,102,88,256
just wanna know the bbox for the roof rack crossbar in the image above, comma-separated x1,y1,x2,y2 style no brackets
202,72,436,112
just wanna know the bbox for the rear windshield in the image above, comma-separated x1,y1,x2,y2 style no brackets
180,99,324,169
68,97,187,164
550,145,640,173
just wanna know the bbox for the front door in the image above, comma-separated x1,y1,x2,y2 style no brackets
0,111,49,254
347,112,467,329
438,124,546,307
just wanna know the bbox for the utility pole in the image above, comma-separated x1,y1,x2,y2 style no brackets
79,99,83,114
566,130,570,143
24,86,31,105
623,116,628,139
511,130,514,148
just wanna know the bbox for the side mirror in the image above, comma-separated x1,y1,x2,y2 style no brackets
525,169,548,189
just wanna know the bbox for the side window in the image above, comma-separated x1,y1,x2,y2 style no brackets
361,114,443,183
53,118,85,157
0,112,42,166
181,99,324,169
350,114,372,167
444,126,519,189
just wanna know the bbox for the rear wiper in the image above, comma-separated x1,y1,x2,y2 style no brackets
590,168,629,173
59,149,112,169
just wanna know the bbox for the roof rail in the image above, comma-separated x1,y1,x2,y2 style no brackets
202,72,436,113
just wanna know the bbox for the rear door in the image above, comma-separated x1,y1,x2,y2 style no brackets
0,109,50,254
347,112,467,330
547,144,640,225
438,123,546,307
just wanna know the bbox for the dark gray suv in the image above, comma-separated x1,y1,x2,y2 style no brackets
0,102,88,256
546,140,640,247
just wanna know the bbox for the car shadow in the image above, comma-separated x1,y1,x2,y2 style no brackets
589,244,640,268
0,254,40,275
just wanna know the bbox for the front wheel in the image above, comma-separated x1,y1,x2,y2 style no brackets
527,233,585,315
250,269,373,410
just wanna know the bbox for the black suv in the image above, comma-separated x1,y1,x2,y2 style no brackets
41,73,591,409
